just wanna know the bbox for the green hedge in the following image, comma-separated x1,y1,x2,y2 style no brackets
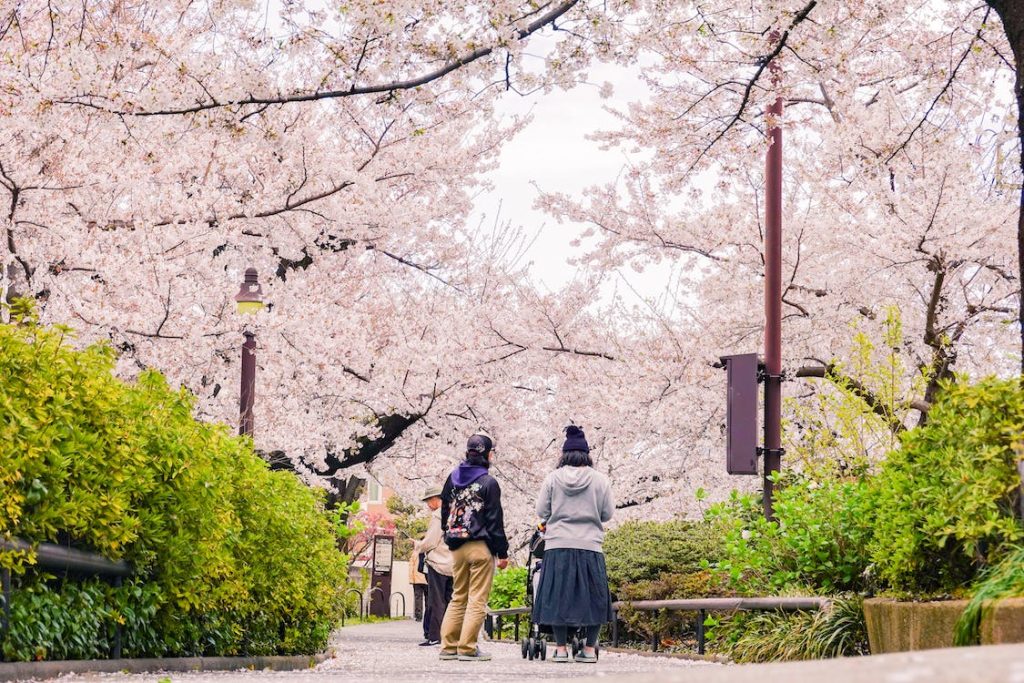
699,377,1024,662
604,519,724,592
0,313,349,660
866,378,1024,595
708,477,875,596
604,520,730,641
710,378,1024,599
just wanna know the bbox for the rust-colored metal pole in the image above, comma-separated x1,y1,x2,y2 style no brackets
763,36,784,521
235,267,263,438
240,331,256,437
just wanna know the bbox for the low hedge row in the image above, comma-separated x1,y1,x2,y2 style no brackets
0,309,349,660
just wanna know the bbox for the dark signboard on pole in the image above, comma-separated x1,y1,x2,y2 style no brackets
720,353,759,475
368,534,395,617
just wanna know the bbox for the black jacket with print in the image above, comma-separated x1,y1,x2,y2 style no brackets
440,462,509,559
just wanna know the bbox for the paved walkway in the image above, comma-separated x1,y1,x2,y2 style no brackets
44,619,710,682
609,641,1024,683
33,620,1024,683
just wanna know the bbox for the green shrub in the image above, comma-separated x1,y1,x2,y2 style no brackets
867,378,1024,595
1,577,164,661
604,520,725,593
0,315,350,660
709,477,876,596
603,519,728,641
615,569,733,640
489,566,528,610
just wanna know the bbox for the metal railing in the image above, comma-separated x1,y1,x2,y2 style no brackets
390,592,406,618
1,538,132,659
342,588,366,625
485,596,830,656
366,587,387,617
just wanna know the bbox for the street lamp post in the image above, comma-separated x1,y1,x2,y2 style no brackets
234,267,264,438
762,33,785,521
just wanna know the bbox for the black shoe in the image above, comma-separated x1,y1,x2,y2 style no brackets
419,639,440,646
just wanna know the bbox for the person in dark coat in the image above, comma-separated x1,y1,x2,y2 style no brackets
532,425,614,663
438,432,509,662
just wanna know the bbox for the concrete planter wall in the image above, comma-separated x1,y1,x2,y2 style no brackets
863,597,1024,654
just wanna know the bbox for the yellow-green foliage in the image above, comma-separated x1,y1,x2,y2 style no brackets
867,377,1024,595
0,314,348,658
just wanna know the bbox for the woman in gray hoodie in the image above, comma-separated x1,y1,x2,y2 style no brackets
531,425,614,663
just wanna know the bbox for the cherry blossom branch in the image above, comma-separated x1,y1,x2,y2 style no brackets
371,247,463,292
540,345,616,360
266,412,426,479
58,0,582,118
886,8,991,163
687,0,818,175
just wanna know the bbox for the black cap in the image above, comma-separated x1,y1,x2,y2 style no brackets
467,433,493,455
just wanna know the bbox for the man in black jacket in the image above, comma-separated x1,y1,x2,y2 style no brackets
438,432,509,662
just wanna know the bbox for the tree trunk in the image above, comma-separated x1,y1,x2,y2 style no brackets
987,0,1024,519
986,1,1024,375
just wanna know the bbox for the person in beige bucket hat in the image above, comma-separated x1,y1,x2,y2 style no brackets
415,483,453,646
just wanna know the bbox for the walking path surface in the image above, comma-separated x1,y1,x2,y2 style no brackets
38,619,709,682
31,619,1024,683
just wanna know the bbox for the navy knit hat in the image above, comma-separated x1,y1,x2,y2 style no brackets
562,425,589,453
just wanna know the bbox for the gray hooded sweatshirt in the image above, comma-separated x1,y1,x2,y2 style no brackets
536,466,614,553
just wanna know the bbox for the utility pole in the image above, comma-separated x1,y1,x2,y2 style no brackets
762,32,784,520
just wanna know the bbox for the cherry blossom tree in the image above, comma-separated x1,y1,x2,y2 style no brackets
0,0,690,543
539,1,1020,444
5,0,1023,547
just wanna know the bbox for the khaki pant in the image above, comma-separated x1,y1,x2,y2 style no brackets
440,541,495,655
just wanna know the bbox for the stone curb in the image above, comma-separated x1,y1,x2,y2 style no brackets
0,652,330,682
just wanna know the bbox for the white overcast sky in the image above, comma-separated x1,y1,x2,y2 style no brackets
471,59,653,293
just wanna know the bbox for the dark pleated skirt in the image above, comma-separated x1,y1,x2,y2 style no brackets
532,548,613,626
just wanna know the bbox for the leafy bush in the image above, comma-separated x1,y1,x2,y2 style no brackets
709,477,876,596
489,567,528,610
0,315,350,660
615,569,733,640
867,378,1024,595
604,519,728,641
604,520,725,593
711,378,1024,599
2,578,163,661
712,595,869,662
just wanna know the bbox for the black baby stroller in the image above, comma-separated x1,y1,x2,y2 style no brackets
520,524,599,661
520,524,548,660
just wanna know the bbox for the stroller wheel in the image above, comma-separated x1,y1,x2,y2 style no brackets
527,637,536,660
539,640,547,660
521,637,529,659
